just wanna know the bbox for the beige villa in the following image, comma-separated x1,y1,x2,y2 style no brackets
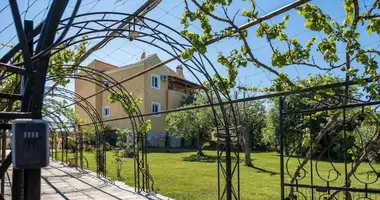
75,53,200,147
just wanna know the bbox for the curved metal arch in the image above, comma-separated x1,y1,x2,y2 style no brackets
46,67,157,190
43,12,238,135
54,14,237,100
41,12,235,106
45,87,105,131
42,104,74,165
43,116,63,161
46,67,151,179
12,12,242,197
45,65,143,130
43,106,88,171
44,87,107,176
45,94,106,175
42,113,69,162
42,102,88,170
50,31,235,131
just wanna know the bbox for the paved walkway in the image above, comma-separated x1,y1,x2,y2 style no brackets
4,161,173,200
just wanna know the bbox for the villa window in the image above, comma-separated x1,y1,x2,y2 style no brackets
103,106,110,117
102,80,109,88
151,74,160,89
152,102,161,117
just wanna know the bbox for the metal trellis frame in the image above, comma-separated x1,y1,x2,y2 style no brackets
279,83,380,200
0,1,324,199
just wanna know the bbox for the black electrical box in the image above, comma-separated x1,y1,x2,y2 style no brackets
12,119,49,169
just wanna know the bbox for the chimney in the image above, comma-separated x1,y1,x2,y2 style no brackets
141,52,146,60
176,65,184,78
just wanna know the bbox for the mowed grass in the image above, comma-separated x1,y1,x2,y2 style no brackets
55,149,380,200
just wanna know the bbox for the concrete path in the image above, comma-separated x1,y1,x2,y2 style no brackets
4,161,173,200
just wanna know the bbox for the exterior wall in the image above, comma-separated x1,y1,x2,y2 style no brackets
75,65,98,124
168,90,186,110
141,56,188,147
88,60,118,71
101,64,145,130
169,82,187,93
143,56,170,134
75,56,193,147
141,56,188,133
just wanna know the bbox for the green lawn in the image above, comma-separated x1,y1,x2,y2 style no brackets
55,149,380,200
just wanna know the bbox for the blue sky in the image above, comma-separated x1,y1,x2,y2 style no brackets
0,0,379,92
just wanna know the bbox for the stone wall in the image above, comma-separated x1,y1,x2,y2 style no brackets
146,132,185,148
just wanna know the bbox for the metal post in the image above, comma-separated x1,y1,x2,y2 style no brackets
11,168,22,200
61,134,64,164
279,97,285,200
225,127,232,200
65,132,68,163
309,114,314,199
54,133,57,160
11,18,34,200
79,126,83,170
75,128,78,168
23,1,68,199
0,128,5,195
22,19,40,200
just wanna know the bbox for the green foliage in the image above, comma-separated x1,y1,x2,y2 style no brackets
217,49,247,89
82,126,96,145
263,74,350,152
262,74,379,161
317,38,339,63
108,91,151,135
261,105,279,150
138,120,152,135
296,2,380,100
1,38,88,115
296,3,332,33
108,92,142,114
48,36,88,86
112,128,132,180
234,98,267,150
166,92,215,153
367,18,380,35
256,15,289,40
181,1,380,102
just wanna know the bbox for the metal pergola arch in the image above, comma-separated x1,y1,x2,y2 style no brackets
34,12,242,198
279,87,380,199
0,1,339,199
43,87,107,175
45,65,154,190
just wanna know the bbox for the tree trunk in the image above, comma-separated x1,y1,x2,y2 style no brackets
197,133,204,156
327,128,380,200
288,113,339,195
241,127,253,167
197,145,204,156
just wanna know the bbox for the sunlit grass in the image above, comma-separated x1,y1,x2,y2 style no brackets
55,149,380,200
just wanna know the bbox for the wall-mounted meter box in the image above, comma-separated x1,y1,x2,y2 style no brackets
12,119,49,169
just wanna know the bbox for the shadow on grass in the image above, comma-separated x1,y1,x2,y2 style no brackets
277,154,352,164
183,154,279,176
182,154,219,163
147,147,199,154
251,165,279,176
182,154,247,163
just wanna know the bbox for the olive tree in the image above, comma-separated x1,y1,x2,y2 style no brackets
166,93,215,156
180,0,380,194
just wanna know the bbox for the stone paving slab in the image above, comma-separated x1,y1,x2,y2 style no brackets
4,160,173,200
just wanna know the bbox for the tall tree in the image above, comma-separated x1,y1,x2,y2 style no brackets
166,92,215,156
180,0,379,98
180,0,380,195
233,95,266,167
